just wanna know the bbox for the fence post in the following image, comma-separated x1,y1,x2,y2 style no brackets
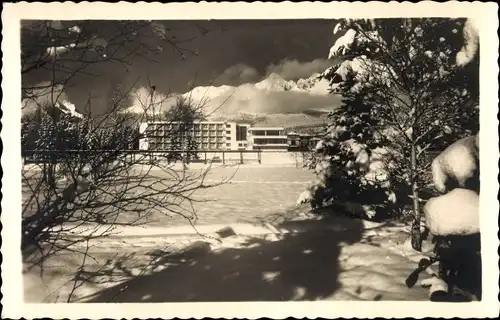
204,152,207,164
240,151,243,164
222,152,225,165
258,151,262,164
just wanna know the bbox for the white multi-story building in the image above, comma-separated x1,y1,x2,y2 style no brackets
138,121,251,151
138,121,296,152
247,126,288,150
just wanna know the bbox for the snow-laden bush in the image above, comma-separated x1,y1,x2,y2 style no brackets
424,188,479,236
431,133,479,193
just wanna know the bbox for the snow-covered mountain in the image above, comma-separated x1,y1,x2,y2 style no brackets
55,100,84,119
254,72,332,96
124,71,341,128
210,112,329,129
254,72,297,91
189,72,339,120
22,98,84,120
181,72,333,102
182,85,236,103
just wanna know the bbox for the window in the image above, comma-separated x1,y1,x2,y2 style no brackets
226,124,231,128
226,136,231,140
238,143,243,147
266,130,280,136
253,138,287,145
226,143,231,147
236,125,247,141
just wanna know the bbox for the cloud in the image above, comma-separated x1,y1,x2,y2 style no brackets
265,58,334,80
22,81,69,115
214,63,259,85
126,86,177,116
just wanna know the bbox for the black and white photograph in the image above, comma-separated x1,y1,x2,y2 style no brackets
1,2,499,319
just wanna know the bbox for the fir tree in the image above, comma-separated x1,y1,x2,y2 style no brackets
163,96,204,163
301,18,479,251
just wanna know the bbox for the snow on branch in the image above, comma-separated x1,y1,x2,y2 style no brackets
329,29,357,59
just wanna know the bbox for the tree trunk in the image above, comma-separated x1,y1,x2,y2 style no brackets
410,143,422,251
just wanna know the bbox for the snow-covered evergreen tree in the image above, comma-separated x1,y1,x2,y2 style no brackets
300,18,479,250
163,96,204,163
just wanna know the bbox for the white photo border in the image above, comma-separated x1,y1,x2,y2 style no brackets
1,1,498,318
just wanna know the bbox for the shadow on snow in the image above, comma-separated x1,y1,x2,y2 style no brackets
82,216,366,302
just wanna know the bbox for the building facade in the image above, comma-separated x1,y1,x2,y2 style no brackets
247,127,288,150
138,121,251,151
138,121,320,152
286,132,323,151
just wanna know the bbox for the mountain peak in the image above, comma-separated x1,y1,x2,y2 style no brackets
56,100,84,119
266,72,285,80
255,72,294,91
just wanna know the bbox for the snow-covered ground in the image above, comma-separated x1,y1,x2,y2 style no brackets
22,165,315,226
24,214,436,302
23,165,437,302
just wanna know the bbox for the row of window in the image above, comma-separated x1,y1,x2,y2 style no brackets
146,128,231,135
147,132,226,138
252,138,288,145
146,128,226,134
253,145,288,150
147,140,249,150
147,123,227,130
250,130,283,136
149,143,226,150
150,137,226,143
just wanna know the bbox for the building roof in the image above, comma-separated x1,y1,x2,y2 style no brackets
248,126,284,131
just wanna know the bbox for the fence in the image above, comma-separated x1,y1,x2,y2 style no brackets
21,149,319,167
22,149,264,165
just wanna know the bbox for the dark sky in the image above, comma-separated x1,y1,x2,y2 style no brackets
22,19,338,114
